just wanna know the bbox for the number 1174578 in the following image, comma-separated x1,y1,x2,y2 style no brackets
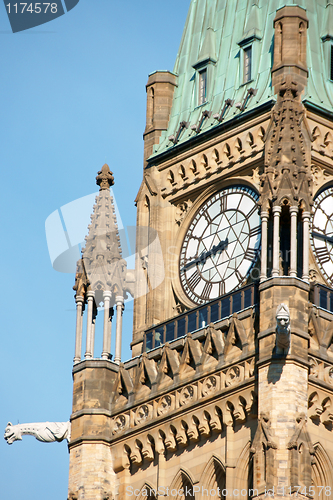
6,3,58,13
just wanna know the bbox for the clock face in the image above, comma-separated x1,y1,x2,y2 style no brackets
311,187,333,286
179,186,261,305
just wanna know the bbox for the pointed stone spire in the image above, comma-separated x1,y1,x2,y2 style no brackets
82,164,125,300
242,0,262,41
263,78,312,211
73,164,129,364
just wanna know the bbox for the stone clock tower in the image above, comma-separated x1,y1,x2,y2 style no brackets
67,1,333,499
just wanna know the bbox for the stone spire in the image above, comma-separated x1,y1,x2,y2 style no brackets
81,164,126,304
259,6,313,283
261,6,312,213
262,78,312,212
73,164,132,364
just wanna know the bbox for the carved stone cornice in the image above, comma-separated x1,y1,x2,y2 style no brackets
110,385,257,472
109,356,255,439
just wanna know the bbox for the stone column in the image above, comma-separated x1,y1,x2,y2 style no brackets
260,211,269,281
74,296,84,364
272,206,281,277
114,295,124,364
289,206,298,278
101,291,112,360
85,291,95,359
302,211,310,281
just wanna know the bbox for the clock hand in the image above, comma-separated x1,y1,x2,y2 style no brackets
182,238,229,271
312,231,333,245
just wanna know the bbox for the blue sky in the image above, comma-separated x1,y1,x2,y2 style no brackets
0,1,190,499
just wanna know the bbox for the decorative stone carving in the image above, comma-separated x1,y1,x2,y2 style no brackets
112,415,127,434
108,356,255,436
179,385,194,406
251,413,277,492
327,367,333,385
276,303,290,353
110,389,257,468
135,405,150,425
288,414,315,488
4,421,71,445
225,365,242,387
309,269,317,282
309,357,319,378
175,200,193,225
202,376,218,397
67,492,78,500
157,395,172,416
96,163,114,190
261,76,313,214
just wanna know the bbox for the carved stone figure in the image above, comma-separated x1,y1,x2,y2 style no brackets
4,421,71,445
276,303,291,353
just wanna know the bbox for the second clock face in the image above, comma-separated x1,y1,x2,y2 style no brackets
179,186,261,305
311,186,333,287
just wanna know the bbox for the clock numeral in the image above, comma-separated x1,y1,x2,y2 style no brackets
220,196,227,212
219,281,225,296
245,248,258,261
247,204,258,219
202,282,213,300
235,269,244,283
203,212,212,225
316,247,331,264
187,271,201,290
250,225,261,237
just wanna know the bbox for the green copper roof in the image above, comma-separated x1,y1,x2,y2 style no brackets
151,0,333,158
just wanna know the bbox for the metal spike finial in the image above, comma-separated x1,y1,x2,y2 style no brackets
96,164,114,190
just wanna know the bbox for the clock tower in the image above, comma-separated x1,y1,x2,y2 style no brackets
68,1,333,499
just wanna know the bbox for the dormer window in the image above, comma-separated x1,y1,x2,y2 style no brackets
198,68,207,105
244,46,252,83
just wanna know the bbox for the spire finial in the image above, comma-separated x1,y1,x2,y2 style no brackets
96,164,114,190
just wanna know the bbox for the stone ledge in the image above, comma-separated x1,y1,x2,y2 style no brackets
68,437,111,449
309,376,333,392
257,355,310,369
146,70,178,87
309,349,333,364
259,276,310,292
71,409,113,421
72,359,119,375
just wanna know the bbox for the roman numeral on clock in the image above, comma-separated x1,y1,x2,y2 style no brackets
245,248,258,261
219,281,225,295
187,271,201,290
247,205,257,219
235,269,244,283
220,196,227,212
250,225,261,237
202,282,213,300
316,247,331,264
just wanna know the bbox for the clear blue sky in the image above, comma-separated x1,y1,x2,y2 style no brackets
0,1,190,499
